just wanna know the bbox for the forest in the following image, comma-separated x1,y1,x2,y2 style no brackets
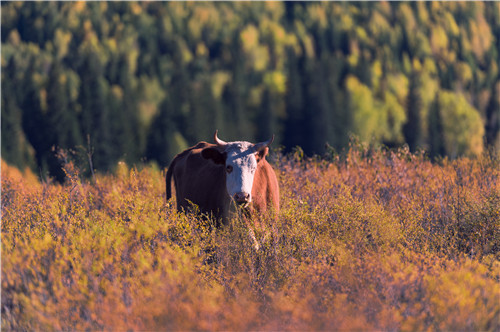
1,1,499,181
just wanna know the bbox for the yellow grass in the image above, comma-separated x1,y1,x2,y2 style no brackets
2,146,499,330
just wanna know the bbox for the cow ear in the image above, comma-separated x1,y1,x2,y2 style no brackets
256,147,269,162
202,147,226,165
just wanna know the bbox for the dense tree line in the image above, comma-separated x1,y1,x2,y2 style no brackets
1,2,499,181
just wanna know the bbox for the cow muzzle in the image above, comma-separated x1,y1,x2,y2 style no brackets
234,192,251,207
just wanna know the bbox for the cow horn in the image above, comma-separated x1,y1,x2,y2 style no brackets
214,130,227,146
254,135,274,152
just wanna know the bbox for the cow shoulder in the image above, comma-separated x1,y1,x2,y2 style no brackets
179,142,225,177
250,159,278,212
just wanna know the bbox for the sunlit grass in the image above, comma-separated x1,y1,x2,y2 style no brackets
2,146,499,330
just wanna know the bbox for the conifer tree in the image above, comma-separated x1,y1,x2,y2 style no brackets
303,57,333,155
46,62,82,149
187,79,217,143
428,95,445,159
113,55,141,164
78,50,114,172
485,82,499,148
21,58,50,175
403,68,423,152
283,48,305,151
46,61,83,181
1,58,36,170
258,89,278,144
223,33,250,140
327,55,349,151
146,95,177,166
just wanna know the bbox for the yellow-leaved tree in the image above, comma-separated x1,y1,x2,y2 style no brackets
438,91,484,158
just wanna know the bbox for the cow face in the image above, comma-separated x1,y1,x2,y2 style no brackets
202,142,259,206
202,134,272,207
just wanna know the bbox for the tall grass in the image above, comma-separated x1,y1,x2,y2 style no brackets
2,146,499,331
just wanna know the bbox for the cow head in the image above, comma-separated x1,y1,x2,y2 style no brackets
202,130,274,207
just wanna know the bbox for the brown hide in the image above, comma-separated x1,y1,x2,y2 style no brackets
166,141,279,224
251,152,280,216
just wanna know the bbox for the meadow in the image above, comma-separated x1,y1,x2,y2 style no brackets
2,145,499,331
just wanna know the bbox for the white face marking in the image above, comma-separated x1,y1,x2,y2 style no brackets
223,142,257,202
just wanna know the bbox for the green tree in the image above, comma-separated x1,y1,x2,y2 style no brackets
146,94,188,166
21,58,50,175
283,48,305,151
438,91,484,158
403,68,423,152
1,57,36,170
258,88,280,144
110,55,142,164
326,55,350,151
345,75,384,143
485,82,499,149
78,49,114,172
45,61,83,181
223,33,251,141
427,94,445,159
304,57,334,155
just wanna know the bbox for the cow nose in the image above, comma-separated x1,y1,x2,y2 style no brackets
234,192,251,204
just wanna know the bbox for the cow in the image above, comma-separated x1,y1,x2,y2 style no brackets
165,131,279,231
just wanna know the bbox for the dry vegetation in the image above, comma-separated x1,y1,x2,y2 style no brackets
2,145,499,331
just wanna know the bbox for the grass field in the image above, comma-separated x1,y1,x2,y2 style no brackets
2,145,499,331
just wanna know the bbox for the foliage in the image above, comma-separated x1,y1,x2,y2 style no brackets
1,2,499,180
2,147,499,330
437,91,485,158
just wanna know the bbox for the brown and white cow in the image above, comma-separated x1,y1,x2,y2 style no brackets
166,131,279,227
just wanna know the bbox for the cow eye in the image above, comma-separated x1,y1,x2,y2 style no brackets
226,165,233,173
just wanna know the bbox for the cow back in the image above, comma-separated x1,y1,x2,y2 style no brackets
169,142,230,222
